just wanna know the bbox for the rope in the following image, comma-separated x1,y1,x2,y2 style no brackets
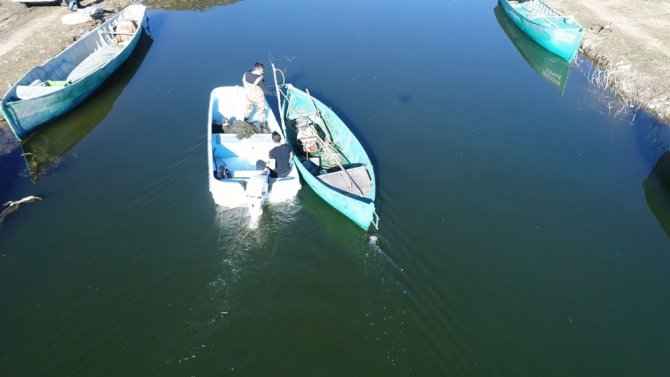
372,211,380,230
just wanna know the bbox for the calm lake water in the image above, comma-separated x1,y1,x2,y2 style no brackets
2,0,670,376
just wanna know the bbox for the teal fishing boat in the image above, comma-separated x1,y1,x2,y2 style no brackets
20,33,152,180
499,0,583,62
271,64,378,230
494,4,570,93
1,4,148,140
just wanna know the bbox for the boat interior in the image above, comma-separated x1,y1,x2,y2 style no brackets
508,0,570,22
211,133,275,179
210,87,277,181
12,9,141,101
284,115,372,197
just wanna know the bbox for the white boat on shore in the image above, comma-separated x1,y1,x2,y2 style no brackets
207,86,301,219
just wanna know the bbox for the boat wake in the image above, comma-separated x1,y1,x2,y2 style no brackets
210,199,303,296
214,198,302,233
166,200,304,364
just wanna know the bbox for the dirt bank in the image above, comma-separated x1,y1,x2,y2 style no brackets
1,0,669,154
0,0,133,154
551,0,670,123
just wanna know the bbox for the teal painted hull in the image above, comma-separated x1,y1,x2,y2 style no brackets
277,83,377,230
20,33,152,180
494,5,570,93
1,5,147,140
499,0,583,62
293,155,375,230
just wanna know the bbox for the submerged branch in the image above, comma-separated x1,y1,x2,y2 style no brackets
0,196,42,224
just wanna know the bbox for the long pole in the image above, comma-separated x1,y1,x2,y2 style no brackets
305,88,333,143
303,120,365,196
270,63,288,138
271,65,365,196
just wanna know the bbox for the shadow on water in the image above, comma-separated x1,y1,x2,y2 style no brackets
297,187,380,252
644,152,670,238
493,5,571,94
19,32,153,180
0,148,24,202
636,112,670,238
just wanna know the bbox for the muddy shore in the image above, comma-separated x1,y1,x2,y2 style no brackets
1,0,669,153
0,0,134,153
551,0,670,124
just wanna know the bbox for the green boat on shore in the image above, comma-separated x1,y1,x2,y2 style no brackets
271,64,378,230
499,0,584,62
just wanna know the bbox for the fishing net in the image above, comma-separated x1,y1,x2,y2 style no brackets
293,117,344,169
319,147,345,169
213,118,268,139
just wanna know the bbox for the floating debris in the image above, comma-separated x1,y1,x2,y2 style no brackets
0,196,42,224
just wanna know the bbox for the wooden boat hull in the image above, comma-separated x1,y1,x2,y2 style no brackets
499,0,583,62
272,68,377,230
207,86,301,211
1,4,147,140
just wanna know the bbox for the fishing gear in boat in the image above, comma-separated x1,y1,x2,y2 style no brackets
294,116,322,154
214,116,266,139
293,116,365,196
305,88,334,143
270,62,377,230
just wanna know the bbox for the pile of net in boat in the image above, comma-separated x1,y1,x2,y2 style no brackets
214,118,268,139
318,146,345,169
294,116,345,169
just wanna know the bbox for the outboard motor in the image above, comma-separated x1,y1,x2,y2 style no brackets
245,173,269,220
295,117,321,154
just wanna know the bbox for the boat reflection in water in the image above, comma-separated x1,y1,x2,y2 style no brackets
639,114,670,239
494,5,570,94
644,151,670,238
20,33,152,180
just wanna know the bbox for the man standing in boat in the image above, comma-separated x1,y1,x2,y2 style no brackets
242,62,267,126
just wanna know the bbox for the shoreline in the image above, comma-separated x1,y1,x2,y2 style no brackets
551,0,670,125
0,0,135,153
1,0,669,154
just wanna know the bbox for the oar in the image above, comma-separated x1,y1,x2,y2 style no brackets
305,88,334,143
302,121,365,196
303,89,353,165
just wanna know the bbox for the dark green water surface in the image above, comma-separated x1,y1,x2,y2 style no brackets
1,0,669,375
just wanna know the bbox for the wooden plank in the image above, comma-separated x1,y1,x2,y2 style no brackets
318,166,371,196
